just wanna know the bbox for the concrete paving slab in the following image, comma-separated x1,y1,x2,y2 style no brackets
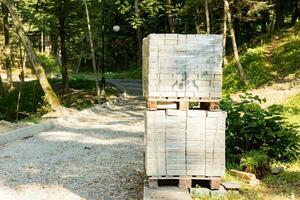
144,185,192,200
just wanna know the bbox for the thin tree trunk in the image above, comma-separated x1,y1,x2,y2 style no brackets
225,0,248,85
16,47,25,120
19,47,25,83
58,1,68,92
184,17,189,34
1,0,61,110
41,30,44,53
76,39,84,73
84,0,101,102
205,0,210,34
2,3,13,91
292,0,300,24
0,75,4,96
166,0,176,33
223,0,228,65
195,5,201,33
135,0,142,68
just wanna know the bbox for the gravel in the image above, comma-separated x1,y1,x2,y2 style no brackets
0,95,146,200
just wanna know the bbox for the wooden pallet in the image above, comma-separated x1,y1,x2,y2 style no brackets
148,176,221,190
146,97,220,111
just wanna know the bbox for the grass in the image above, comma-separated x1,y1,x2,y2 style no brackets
71,67,142,80
283,93,300,130
194,160,300,200
223,24,300,94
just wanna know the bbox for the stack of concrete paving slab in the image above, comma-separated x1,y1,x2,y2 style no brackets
142,34,223,99
145,110,226,176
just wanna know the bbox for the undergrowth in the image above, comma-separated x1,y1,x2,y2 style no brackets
223,24,300,94
0,79,118,122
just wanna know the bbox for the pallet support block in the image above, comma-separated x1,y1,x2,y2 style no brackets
178,177,192,189
147,101,158,111
179,101,189,111
209,178,221,190
148,179,158,189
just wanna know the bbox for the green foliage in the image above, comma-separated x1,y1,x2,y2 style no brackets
0,79,118,122
221,93,300,163
223,63,245,95
240,150,271,178
240,48,273,88
223,48,273,94
105,67,142,79
224,30,300,93
0,81,45,122
37,54,61,75
283,93,300,130
272,37,300,80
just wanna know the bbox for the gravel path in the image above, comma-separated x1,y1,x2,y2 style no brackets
0,80,146,200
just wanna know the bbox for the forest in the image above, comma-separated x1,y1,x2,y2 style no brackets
0,0,299,112
0,0,299,199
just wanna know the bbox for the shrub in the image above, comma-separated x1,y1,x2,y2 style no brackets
221,93,300,163
240,150,271,178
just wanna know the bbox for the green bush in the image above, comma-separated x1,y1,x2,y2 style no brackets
240,150,271,178
37,54,61,75
221,93,300,163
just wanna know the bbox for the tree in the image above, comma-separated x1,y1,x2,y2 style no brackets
166,0,176,33
0,75,4,96
205,0,210,34
223,0,228,65
225,0,249,85
292,0,300,24
84,0,101,102
2,3,13,91
274,0,284,29
58,0,69,91
1,0,61,110
135,0,142,68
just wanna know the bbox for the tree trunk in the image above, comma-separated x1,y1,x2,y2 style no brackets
184,17,189,34
18,47,25,83
76,39,84,73
275,0,284,29
59,0,68,92
166,0,176,33
135,0,142,68
1,0,61,110
41,30,44,53
225,0,249,85
292,0,300,24
223,0,228,65
0,75,4,97
2,3,13,91
195,4,201,33
205,0,210,34
84,0,101,102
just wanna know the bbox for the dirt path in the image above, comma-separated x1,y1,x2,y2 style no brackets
0,80,146,200
231,79,300,107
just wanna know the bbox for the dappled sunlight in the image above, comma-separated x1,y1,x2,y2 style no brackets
0,182,85,200
37,131,133,145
